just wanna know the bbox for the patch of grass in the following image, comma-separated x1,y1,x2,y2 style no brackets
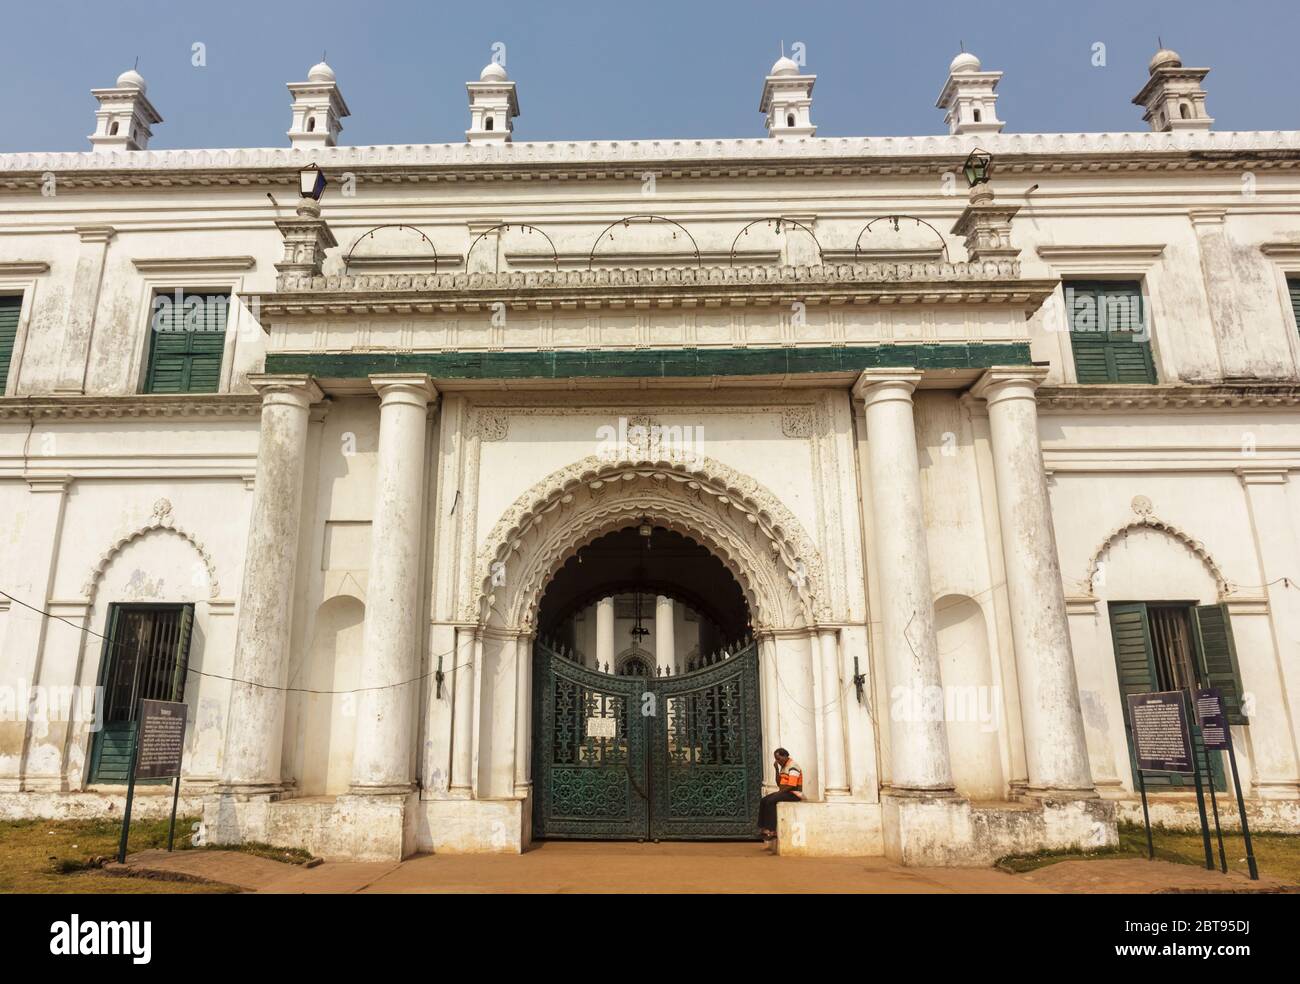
997,820,1300,885
201,841,315,865
0,816,234,894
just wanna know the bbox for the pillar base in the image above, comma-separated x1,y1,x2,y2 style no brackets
775,800,883,856
203,791,416,862
880,791,1117,866
414,797,532,854
348,782,416,797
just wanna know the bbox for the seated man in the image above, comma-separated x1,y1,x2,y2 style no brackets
758,747,802,843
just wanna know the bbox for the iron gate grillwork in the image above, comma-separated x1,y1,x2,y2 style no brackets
533,639,762,840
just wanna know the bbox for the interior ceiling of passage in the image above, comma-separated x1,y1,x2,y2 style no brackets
537,526,751,642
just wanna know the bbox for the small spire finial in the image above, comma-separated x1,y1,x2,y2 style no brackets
1157,36,1163,49
133,55,139,70
959,39,965,52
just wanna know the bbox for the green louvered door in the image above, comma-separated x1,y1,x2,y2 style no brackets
89,604,195,784
1287,278,1300,337
144,292,229,393
533,640,762,840
1067,282,1157,383
0,295,21,393
1108,602,1231,791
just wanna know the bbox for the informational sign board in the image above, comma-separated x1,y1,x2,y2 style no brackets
1194,688,1230,751
586,716,617,739
135,699,188,779
1126,690,1193,774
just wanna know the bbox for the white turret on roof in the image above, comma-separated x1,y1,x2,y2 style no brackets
466,59,519,143
287,59,350,150
936,50,1004,135
760,54,815,138
89,66,162,152
1133,44,1213,132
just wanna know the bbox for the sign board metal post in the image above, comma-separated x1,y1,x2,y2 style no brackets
1126,690,1213,868
1225,724,1259,880
1135,765,1154,860
1183,691,1215,871
117,699,188,863
1192,688,1227,873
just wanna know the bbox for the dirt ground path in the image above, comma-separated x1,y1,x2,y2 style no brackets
108,841,1297,894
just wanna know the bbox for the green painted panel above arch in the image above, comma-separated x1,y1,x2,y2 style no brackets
264,342,1032,381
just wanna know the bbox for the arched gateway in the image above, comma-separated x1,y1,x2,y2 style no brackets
470,455,829,841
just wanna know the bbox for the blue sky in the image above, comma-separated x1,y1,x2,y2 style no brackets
4,0,1298,152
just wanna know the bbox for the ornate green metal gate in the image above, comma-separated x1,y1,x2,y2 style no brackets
533,639,763,840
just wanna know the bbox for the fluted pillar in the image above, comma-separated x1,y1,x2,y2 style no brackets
852,369,954,794
221,374,322,791
655,595,675,675
513,631,535,797
971,367,1094,795
351,374,437,794
449,626,476,797
817,628,850,797
596,596,615,670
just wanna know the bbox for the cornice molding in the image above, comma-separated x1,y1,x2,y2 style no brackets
1,130,1298,189
0,261,50,276
131,255,256,273
1035,244,1166,262
1259,242,1300,259
254,260,1052,318
1035,383,1300,413
0,393,262,420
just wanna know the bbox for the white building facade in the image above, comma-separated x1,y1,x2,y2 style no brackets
2,50,1299,864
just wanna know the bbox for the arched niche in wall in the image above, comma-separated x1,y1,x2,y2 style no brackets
934,593,1005,801
295,595,365,796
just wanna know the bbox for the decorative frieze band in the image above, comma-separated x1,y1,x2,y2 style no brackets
1,129,1298,191
0,393,263,419
1034,383,1300,412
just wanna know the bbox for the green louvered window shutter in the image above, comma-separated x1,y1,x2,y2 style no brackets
1287,278,1300,336
1108,602,1180,788
1191,603,1248,725
0,294,22,393
144,291,230,393
1067,281,1157,384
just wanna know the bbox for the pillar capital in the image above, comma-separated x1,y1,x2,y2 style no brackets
247,373,323,408
969,365,1049,405
368,372,438,407
851,368,923,407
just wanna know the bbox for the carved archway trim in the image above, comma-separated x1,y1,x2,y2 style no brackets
470,455,829,632
81,498,221,601
1084,514,1230,596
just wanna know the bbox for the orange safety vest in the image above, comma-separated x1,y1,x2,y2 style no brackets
776,760,803,793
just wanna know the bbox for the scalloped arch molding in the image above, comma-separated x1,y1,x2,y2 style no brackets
82,499,221,601
470,455,830,632
1084,514,1229,597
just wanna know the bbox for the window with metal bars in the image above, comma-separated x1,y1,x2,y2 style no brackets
143,290,230,394
1064,280,1157,384
89,603,195,784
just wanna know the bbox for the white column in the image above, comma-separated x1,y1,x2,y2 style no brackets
818,627,850,797
759,634,780,794
655,595,675,675
513,632,534,797
971,367,1094,795
351,374,437,794
221,375,321,791
596,596,615,670
852,369,954,794
449,626,475,797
